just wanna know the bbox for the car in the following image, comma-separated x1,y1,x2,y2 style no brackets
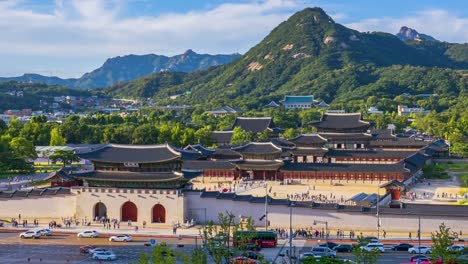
447,244,465,252
333,244,353,253
360,243,385,253
109,234,132,242
77,230,99,238
408,246,432,254
36,228,53,236
92,251,117,261
299,252,320,260
89,248,111,254
311,246,337,257
319,242,339,249
363,236,379,243
410,255,430,262
392,243,414,251
19,231,41,239
79,245,96,254
231,256,256,264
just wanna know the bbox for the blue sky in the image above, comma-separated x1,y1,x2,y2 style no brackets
1,0,467,78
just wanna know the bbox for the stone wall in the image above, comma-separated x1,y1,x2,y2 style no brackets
0,195,76,221
184,192,468,234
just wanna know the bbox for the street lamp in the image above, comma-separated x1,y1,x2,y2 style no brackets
289,202,295,263
313,220,329,256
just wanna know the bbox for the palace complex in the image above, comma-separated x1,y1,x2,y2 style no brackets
1,113,464,233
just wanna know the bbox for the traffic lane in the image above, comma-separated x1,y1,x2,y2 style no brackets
0,231,200,246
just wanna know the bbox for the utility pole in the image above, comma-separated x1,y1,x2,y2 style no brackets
417,216,421,264
265,183,268,230
377,187,380,239
289,203,294,263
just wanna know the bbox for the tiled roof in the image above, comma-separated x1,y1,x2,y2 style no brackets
212,148,242,159
370,129,396,140
288,147,329,156
319,133,373,141
78,144,181,163
370,138,430,148
182,160,236,170
288,134,328,145
232,142,283,154
231,117,275,133
310,113,370,130
327,149,415,158
44,169,75,181
231,160,284,170
280,95,314,104
0,187,71,199
212,131,233,144
281,162,408,173
207,106,244,114
184,145,216,156
72,171,184,182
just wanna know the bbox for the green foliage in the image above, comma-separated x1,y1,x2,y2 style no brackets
230,127,253,146
49,127,67,146
431,223,456,263
422,165,450,179
49,149,80,166
352,236,380,264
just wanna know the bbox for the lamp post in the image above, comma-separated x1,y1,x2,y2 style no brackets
265,183,268,230
313,220,329,256
289,202,295,263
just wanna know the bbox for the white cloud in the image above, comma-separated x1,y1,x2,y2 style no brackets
0,0,301,77
345,9,468,43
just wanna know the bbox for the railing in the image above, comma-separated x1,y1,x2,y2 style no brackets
71,186,179,195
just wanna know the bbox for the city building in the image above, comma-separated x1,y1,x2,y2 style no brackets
206,106,244,117
397,105,430,116
280,95,314,109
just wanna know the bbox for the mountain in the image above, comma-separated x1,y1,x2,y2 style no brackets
0,73,76,87
0,50,240,89
107,7,467,108
396,26,438,42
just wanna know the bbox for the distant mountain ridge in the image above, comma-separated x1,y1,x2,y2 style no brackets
105,7,468,108
0,50,240,89
396,26,438,42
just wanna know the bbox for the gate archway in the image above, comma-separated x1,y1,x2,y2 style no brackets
93,202,107,218
152,204,166,223
121,201,138,222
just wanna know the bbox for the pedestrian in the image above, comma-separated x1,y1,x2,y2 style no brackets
383,230,386,238
143,221,146,228
173,226,177,235
135,226,138,232
409,232,412,239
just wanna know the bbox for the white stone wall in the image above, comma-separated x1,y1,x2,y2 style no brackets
0,195,76,220
184,192,468,234
72,187,185,226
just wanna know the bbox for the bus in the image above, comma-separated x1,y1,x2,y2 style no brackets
233,230,278,248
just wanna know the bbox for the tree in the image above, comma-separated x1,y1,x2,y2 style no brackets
9,137,37,160
431,223,455,263
281,128,299,139
49,127,67,146
230,127,253,146
352,236,380,264
49,149,80,166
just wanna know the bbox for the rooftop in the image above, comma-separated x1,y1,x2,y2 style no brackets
281,162,409,173
72,170,185,182
232,142,283,154
310,113,370,130
77,144,181,163
280,95,314,104
231,117,275,133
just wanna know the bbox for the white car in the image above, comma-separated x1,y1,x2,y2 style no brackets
36,229,53,236
77,230,99,238
19,231,41,239
299,252,321,260
408,245,432,254
109,234,132,242
92,251,117,261
448,244,465,252
360,243,385,253
89,248,110,254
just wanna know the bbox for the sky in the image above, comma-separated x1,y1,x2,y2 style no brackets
1,0,467,78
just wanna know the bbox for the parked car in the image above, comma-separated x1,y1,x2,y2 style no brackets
408,246,432,254
36,229,53,236
79,245,96,254
89,248,111,254
231,256,256,264
92,251,117,261
77,230,99,238
320,242,339,249
109,234,132,242
363,236,379,243
392,243,414,251
410,255,430,262
19,231,41,239
240,251,262,260
311,246,337,257
360,243,385,253
299,252,320,260
447,244,465,252
333,244,353,253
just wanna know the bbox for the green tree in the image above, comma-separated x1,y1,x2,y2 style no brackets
49,149,80,166
7,117,23,138
281,128,299,139
230,127,253,146
352,236,380,264
9,137,37,160
49,127,67,146
431,223,455,263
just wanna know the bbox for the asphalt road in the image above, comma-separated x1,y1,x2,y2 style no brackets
0,231,448,264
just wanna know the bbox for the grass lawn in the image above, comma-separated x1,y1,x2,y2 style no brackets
434,163,468,172
459,173,468,188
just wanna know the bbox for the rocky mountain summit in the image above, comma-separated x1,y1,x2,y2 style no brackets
396,26,438,42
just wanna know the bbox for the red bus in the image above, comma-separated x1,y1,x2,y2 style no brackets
233,231,278,248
